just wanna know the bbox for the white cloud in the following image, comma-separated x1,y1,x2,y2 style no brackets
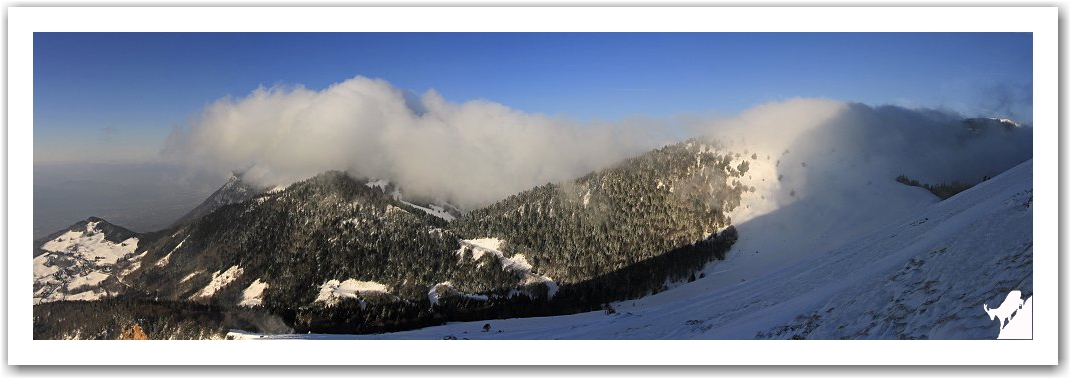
165,79,1032,212
163,76,664,208
696,98,1032,219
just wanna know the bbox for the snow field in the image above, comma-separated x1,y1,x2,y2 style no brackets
315,279,391,306
195,266,244,299
239,279,269,307
39,221,139,265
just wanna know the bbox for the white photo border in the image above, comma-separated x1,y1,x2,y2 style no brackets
7,6,1057,366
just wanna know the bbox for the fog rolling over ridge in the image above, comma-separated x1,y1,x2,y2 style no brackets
163,77,1031,215
32,84,1035,340
163,76,665,210
35,82,1031,241
696,98,1031,224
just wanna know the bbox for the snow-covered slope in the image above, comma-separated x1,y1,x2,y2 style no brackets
660,167,937,298
315,279,392,307
33,218,143,304
194,265,244,299
252,159,1031,340
457,238,559,298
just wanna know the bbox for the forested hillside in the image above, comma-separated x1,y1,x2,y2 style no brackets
120,171,485,332
170,171,268,227
34,140,750,336
453,140,747,303
33,298,289,340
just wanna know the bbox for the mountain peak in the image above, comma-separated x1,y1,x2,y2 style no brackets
993,117,1022,128
170,172,268,227
84,216,108,224
34,216,139,257
962,117,1024,132
227,169,252,182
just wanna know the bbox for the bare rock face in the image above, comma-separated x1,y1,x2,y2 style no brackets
118,324,148,340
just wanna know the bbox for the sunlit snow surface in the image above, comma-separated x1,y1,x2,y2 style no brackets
239,279,269,307
315,279,392,307
195,265,244,299
247,160,1032,340
155,236,187,268
33,221,141,304
179,271,200,284
458,238,558,298
39,221,138,265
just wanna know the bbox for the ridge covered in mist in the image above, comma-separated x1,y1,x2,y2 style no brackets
163,76,665,210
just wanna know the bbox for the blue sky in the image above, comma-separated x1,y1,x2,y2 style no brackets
34,32,1032,164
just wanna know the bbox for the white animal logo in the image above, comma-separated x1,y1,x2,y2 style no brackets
984,290,1024,330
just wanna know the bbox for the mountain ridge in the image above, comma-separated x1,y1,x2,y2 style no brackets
32,113,1034,339
248,158,1032,340
169,171,268,227
33,139,750,335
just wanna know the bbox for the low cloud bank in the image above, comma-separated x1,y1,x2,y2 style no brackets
164,76,663,209
165,78,1031,210
699,98,1032,212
